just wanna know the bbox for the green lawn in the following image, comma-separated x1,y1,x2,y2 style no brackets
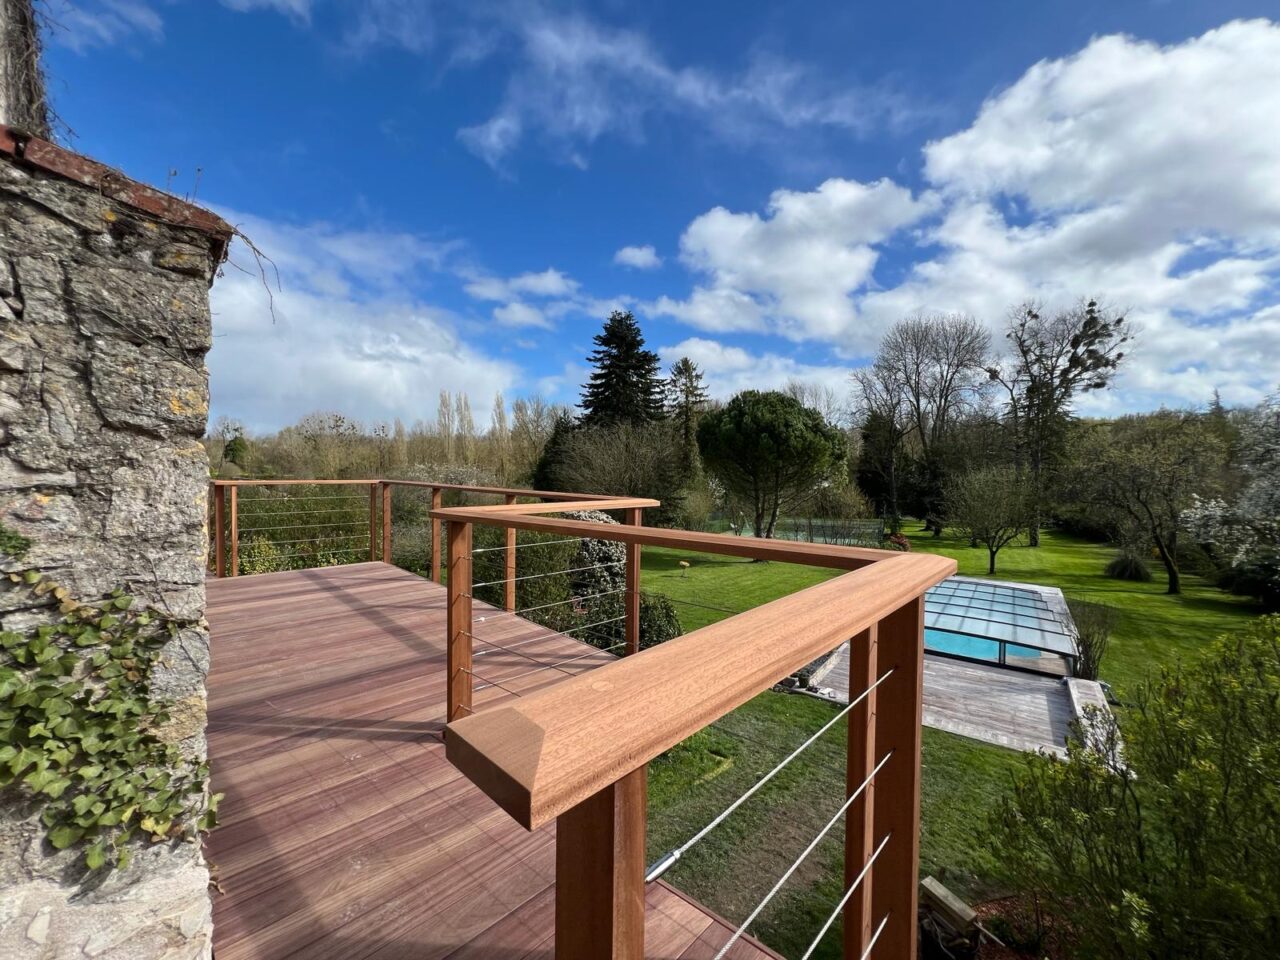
897,525,1261,692
639,526,1264,957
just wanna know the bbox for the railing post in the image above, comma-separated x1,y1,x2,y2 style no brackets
504,493,517,612
870,596,925,960
430,487,443,583
845,624,878,957
381,481,393,563
212,483,226,578
228,484,239,577
555,767,646,959
624,507,642,656
446,520,473,721
369,483,378,562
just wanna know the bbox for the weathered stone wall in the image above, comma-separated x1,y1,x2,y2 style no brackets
0,149,224,958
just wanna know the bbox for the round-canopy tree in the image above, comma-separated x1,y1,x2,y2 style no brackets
697,390,846,538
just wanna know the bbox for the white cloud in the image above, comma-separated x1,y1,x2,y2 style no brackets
614,245,662,270
456,11,920,169
660,338,851,400
651,178,935,344
492,302,551,329
464,267,579,302
209,212,517,431
220,0,311,22
654,20,1280,409
47,0,163,51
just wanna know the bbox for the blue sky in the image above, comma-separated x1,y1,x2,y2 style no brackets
40,0,1280,431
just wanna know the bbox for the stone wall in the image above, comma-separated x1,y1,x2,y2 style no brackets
0,134,229,959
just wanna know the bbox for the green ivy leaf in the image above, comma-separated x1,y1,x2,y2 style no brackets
48,824,84,849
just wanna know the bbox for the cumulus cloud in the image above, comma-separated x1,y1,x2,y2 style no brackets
652,178,935,343
614,245,662,270
660,338,851,400
653,20,1280,409
209,212,517,431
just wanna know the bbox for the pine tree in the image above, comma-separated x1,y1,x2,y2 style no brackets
579,311,665,427
666,357,709,478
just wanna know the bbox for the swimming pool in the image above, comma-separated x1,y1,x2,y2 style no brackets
924,579,1077,676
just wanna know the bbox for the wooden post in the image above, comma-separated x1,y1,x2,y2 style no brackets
504,493,517,612
212,484,226,578
555,767,646,960
446,520,473,722
430,487,443,583
870,597,925,960
381,482,393,563
369,484,378,562
624,507,642,656
844,625,878,957
228,485,240,577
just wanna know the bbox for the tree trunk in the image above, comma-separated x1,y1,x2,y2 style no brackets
0,0,51,138
1153,535,1181,594
988,548,997,575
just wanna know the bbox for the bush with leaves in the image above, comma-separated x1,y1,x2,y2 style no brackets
991,616,1280,958
1066,599,1117,681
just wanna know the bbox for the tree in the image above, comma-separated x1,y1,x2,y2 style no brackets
988,300,1129,545
1185,391,1280,609
992,616,1280,959
454,392,476,464
863,314,991,533
436,390,455,462
697,390,846,538
946,466,1030,574
666,357,709,480
510,396,560,483
489,392,510,479
549,420,686,526
852,363,912,530
1074,411,1226,594
579,311,665,427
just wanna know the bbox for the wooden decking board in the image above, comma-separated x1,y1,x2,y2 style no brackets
207,563,772,959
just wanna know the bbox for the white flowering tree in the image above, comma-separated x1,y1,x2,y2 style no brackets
1184,392,1280,610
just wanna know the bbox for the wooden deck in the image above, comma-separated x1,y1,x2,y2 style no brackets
812,647,1073,755
206,562,777,960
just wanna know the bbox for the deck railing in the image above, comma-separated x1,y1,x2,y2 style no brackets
206,479,956,958
435,496,955,960
207,478,625,583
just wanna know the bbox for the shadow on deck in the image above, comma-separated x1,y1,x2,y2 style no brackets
206,562,777,960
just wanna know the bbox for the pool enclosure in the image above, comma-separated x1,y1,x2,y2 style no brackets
924,576,1078,676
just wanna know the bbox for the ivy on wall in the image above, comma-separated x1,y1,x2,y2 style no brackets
0,526,218,872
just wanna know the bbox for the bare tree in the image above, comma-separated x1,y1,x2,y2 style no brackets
489,391,509,479
436,390,455,462
988,299,1129,546
851,362,911,529
454,392,476,465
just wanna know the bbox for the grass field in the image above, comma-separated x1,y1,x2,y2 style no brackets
639,525,1264,957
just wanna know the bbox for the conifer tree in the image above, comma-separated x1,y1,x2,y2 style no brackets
579,311,665,427
666,357,709,478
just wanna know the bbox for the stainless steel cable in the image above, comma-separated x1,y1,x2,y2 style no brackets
799,834,892,960
470,537,590,554
710,751,895,960
646,667,896,884
473,642,624,690
857,913,891,960
507,588,625,616
471,560,623,589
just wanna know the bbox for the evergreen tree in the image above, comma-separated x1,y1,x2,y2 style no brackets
579,311,665,427
666,357,709,479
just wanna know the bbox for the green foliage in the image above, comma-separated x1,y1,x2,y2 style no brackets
946,465,1031,574
1066,598,1118,681
638,592,681,650
0,524,32,560
991,616,1280,958
0,568,217,873
1106,552,1153,582
579,310,665,428
698,390,847,538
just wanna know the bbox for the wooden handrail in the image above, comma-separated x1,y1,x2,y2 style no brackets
431,507,890,570
210,477,627,503
445,550,951,829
